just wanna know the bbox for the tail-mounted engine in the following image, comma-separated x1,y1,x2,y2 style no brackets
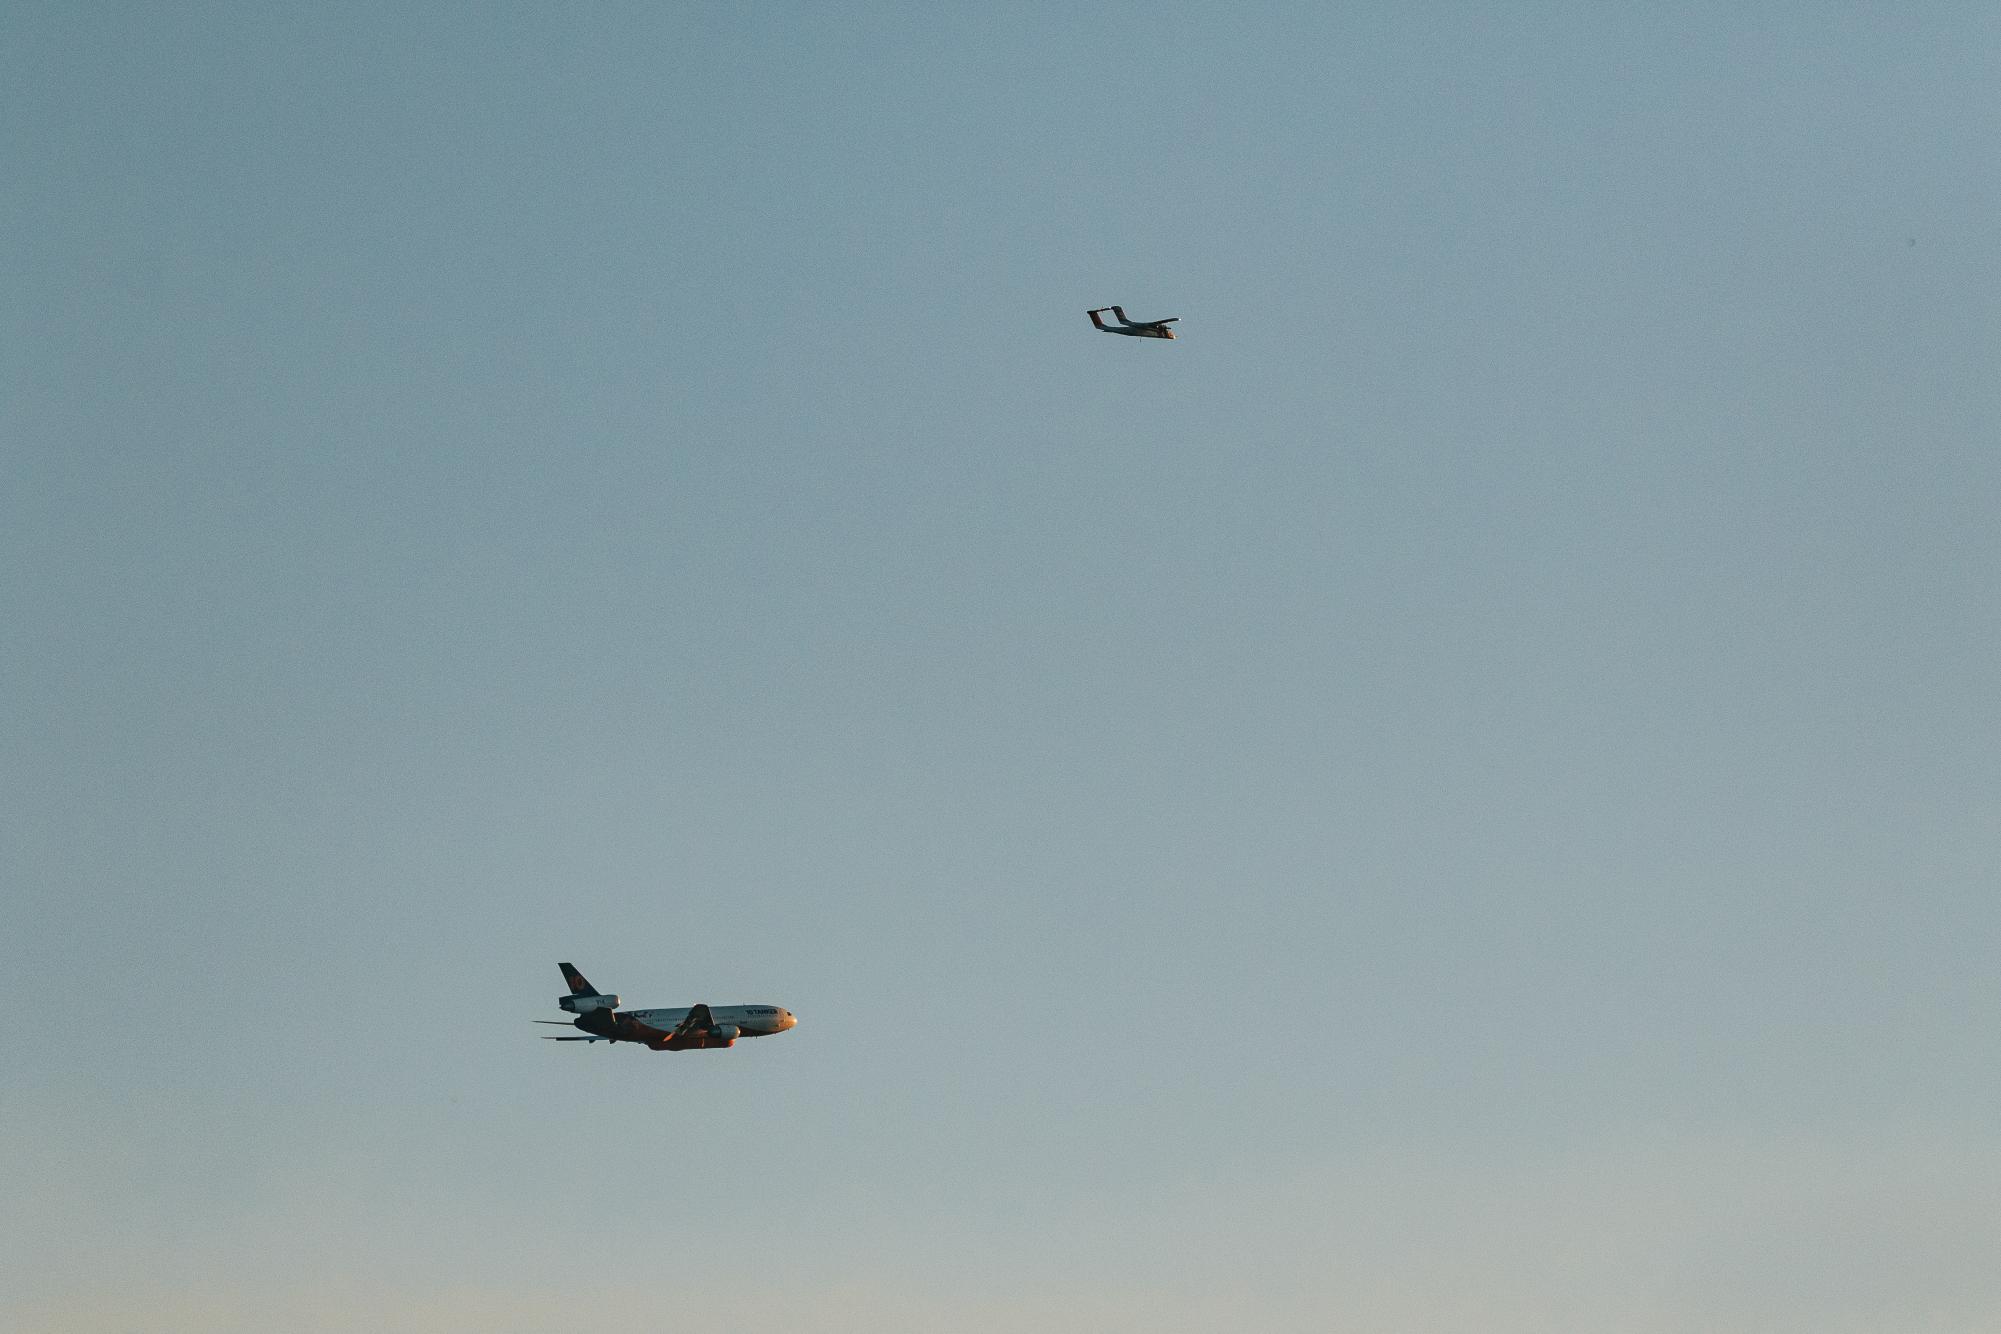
559,993,619,1014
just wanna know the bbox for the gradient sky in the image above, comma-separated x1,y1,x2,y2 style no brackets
4,4,1997,1331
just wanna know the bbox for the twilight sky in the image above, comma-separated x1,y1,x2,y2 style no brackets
4,5,1997,1331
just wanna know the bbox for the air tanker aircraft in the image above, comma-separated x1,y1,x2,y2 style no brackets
536,963,797,1051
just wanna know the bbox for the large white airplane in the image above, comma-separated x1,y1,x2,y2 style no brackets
536,962,798,1051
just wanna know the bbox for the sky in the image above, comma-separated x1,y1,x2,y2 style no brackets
3,3,1997,1331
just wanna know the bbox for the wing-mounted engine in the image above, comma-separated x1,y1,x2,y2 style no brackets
656,1017,741,1049
559,992,620,1014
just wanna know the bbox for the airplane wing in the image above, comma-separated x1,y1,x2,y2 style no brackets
667,1003,717,1042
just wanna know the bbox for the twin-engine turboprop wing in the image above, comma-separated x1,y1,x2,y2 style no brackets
535,963,798,1053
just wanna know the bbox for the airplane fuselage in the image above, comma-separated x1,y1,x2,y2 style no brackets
568,1002,797,1049
1087,306,1177,339
547,963,795,1052
629,1004,795,1040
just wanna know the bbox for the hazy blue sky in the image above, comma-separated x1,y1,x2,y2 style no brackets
4,4,1996,1331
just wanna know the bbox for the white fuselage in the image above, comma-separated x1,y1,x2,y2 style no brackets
624,1004,797,1038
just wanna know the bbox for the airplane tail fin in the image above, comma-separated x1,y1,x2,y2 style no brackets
559,962,600,997
1087,308,1111,330
1109,306,1132,324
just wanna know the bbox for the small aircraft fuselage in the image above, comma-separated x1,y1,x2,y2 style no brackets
1088,305,1178,339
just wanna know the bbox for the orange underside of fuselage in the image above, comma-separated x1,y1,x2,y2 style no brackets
579,1011,741,1050
652,1032,736,1051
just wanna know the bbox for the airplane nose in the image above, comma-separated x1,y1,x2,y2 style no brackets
784,1010,798,1030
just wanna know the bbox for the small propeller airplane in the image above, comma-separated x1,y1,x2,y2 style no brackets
535,962,797,1052
1087,305,1178,340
